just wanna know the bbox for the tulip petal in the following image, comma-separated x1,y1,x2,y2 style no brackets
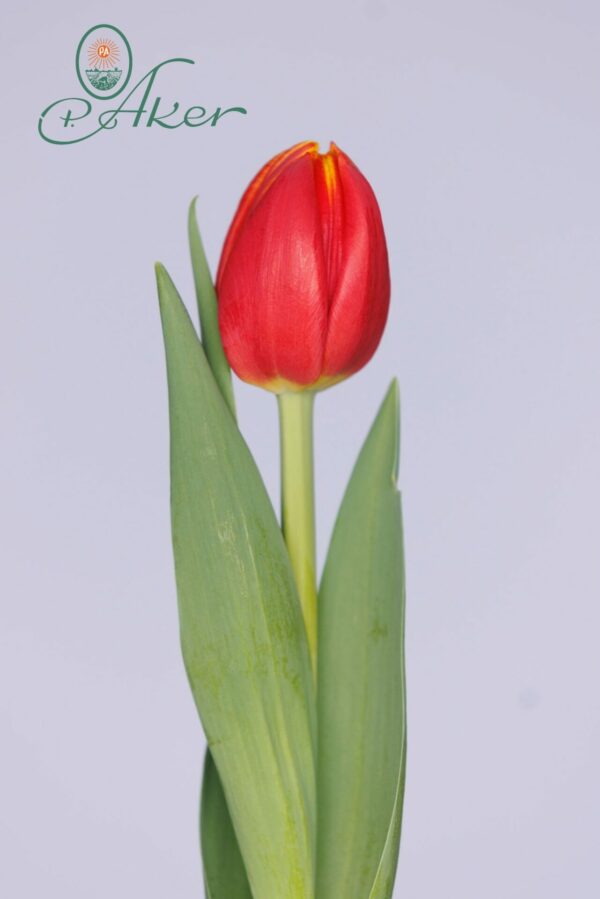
312,147,344,302
218,141,317,278
322,151,390,378
218,155,329,386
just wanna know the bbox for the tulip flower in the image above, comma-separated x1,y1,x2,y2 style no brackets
216,140,390,393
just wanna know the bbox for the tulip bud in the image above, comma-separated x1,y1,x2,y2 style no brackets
216,141,390,392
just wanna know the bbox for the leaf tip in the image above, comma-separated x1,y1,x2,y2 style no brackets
155,263,185,331
386,376,400,410
188,195,199,224
154,261,172,302
381,378,400,483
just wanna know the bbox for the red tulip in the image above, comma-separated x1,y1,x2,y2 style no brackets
216,141,390,392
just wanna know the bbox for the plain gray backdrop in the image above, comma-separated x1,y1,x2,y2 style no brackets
2,1,599,896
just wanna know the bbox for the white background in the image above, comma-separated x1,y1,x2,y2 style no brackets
1,1,599,896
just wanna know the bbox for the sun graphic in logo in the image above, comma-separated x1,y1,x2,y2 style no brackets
87,37,120,71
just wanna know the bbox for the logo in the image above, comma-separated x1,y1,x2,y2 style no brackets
76,24,132,99
39,24,247,145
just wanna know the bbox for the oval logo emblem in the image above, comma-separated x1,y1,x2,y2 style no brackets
76,24,132,100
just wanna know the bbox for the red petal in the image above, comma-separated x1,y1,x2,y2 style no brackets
218,154,329,386
322,150,390,378
217,142,317,282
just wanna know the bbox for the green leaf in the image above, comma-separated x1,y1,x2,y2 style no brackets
187,205,249,897
367,735,407,899
156,263,316,899
188,197,236,417
200,750,253,899
316,379,407,899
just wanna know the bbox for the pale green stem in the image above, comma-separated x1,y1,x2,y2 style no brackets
277,391,317,678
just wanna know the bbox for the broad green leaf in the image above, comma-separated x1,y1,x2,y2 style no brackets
200,750,253,899
187,207,250,897
317,380,407,899
157,263,316,899
188,197,236,417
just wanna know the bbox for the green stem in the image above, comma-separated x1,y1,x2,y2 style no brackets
277,391,317,678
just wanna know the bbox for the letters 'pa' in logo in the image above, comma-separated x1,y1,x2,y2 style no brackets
76,24,133,100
